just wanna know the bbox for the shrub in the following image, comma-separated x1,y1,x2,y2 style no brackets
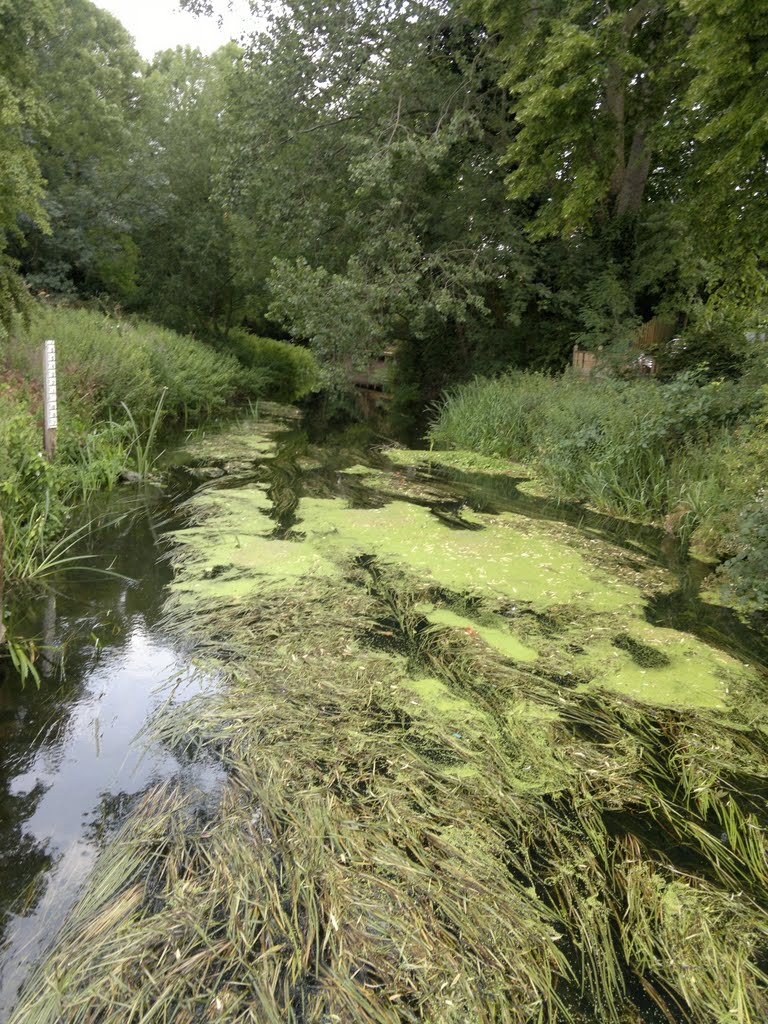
226,330,319,403
720,493,768,611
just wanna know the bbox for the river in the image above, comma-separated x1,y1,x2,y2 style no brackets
1,407,767,1022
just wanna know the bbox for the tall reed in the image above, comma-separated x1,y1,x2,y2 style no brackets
121,387,167,479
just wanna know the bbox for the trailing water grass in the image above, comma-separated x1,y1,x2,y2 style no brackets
12,424,768,1023
429,368,768,609
14,567,768,1022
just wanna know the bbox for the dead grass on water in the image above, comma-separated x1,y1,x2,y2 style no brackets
11,560,768,1024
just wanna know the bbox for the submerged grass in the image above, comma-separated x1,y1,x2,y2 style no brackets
12,428,768,1023
15,582,768,1022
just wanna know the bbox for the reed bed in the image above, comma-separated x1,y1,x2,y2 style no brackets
13,547,768,1023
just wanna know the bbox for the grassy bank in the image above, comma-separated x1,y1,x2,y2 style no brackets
429,368,768,611
0,303,318,590
11,420,768,1023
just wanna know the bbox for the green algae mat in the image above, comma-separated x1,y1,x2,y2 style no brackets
13,421,768,1024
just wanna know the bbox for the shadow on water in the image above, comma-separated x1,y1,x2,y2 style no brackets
0,486,223,1016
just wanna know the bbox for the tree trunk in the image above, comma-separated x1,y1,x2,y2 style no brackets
606,58,626,202
607,1,659,215
616,126,652,215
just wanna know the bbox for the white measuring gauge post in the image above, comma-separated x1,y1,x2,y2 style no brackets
43,338,58,459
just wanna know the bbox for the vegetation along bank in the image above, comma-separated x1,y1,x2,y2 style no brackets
429,363,768,614
0,303,317,602
0,0,767,1019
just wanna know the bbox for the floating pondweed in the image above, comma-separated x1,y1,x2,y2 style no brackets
12,424,768,1023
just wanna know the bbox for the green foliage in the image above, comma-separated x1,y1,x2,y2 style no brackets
0,0,54,330
216,0,563,394
11,306,156,421
4,634,41,688
120,389,167,479
465,0,691,234
430,368,763,553
660,306,763,380
721,494,768,611
142,323,244,421
681,0,768,293
0,383,126,586
130,45,245,335
460,0,768,364
11,0,146,301
225,330,320,403
6,305,257,426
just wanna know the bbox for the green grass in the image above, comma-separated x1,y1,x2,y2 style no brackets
429,368,768,603
0,303,312,620
7,305,260,425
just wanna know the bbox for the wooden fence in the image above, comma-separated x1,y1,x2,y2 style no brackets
572,318,675,376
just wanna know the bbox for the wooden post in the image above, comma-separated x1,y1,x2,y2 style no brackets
43,339,58,460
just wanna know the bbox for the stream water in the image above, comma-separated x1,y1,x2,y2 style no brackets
0,489,223,1017
1,409,766,1020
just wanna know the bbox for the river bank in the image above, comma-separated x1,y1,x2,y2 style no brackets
0,303,319,668
427,369,768,615
8,410,768,1023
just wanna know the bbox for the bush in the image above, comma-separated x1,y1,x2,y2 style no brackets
720,493,768,611
226,330,319,403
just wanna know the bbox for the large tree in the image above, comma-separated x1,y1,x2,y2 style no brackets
0,0,54,333
12,0,146,300
131,44,244,336
205,0,576,397
464,0,768,335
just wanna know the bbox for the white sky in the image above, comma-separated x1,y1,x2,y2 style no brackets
94,0,254,59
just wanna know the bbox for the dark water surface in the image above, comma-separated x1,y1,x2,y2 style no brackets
0,412,766,1020
0,489,222,1016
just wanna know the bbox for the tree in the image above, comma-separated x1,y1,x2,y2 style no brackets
12,0,146,301
0,0,54,333
681,0,768,301
463,0,768,337
131,44,245,336
210,0,572,398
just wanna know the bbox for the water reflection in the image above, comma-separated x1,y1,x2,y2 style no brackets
0,488,222,1016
